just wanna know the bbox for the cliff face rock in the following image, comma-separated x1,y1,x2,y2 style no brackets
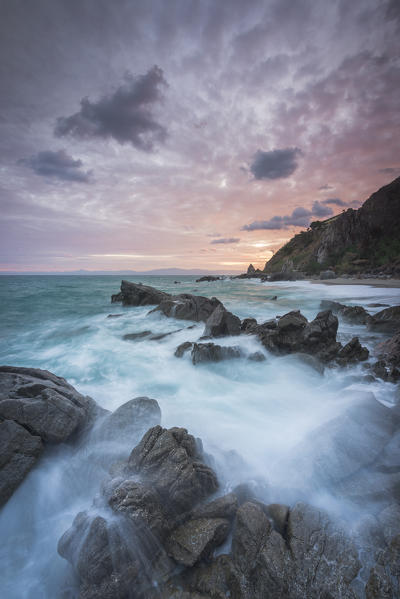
263,177,400,275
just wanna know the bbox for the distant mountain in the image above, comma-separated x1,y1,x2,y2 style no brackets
263,177,400,276
0,267,241,276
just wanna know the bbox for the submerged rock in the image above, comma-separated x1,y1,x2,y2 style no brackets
95,396,161,446
175,341,193,358
123,330,152,341
195,276,220,282
191,343,242,365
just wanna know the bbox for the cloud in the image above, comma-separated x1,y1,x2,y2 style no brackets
249,148,302,180
55,66,167,151
321,197,347,207
378,167,399,175
242,201,334,231
311,200,334,217
210,237,240,244
18,150,91,182
318,184,334,191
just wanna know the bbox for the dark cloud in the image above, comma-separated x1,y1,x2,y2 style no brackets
321,197,347,207
242,206,312,230
318,184,334,191
210,237,240,244
311,200,334,217
18,150,91,183
378,167,399,174
55,66,167,151
249,148,302,180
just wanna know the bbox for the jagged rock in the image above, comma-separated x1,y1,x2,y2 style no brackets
191,343,242,365
128,426,218,513
0,366,98,443
0,419,42,507
175,341,194,358
111,280,170,306
248,351,266,362
375,332,400,366
378,504,400,545
184,554,241,598
268,271,297,281
320,300,346,313
106,313,123,318
336,337,369,365
247,264,256,275
232,502,271,574
341,305,370,324
195,276,220,282
257,309,340,362
191,493,238,521
367,305,400,333
372,360,389,381
265,503,289,537
155,294,222,323
241,318,258,333
203,304,241,337
166,517,230,566
95,397,161,446
366,534,400,598
123,330,152,341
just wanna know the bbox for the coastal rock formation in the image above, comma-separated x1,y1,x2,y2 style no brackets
191,343,242,364
203,304,241,337
94,397,161,445
0,366,100,506
320,300,370,324
195,276,220,282
367,305,400,333
262,177,400,276
375,332,400,366
58,423,371,599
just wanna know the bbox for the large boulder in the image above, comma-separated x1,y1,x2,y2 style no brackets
203,304,241,337
0,419,42,507
154,294,222,323
191,343,242,365
128,426,218,513
166,517,230,566
367,305,400,333
0,366,97,443
336,337,369,365
375,332,400,366
320,300,370,324
111,280,170,306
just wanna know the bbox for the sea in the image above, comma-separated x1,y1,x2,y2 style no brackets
0,274,399,598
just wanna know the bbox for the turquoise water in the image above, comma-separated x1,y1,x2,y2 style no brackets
0,275,399,598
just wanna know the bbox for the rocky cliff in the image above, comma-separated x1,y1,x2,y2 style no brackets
263,177,400,276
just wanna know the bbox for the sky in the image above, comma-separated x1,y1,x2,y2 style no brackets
0,0,399,272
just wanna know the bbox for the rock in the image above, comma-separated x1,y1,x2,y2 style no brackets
166,518,230,566
368,303,390,308
111,280,170,306
241,317,258,333
265,503,289,537
378,504,400,545
0,419,42,507
268,271,297,281
292,352,325,374
175,341,194,358
191,493,239,521
203,304,241,337
341,305,369,325
366,534,400,598
372,360,389,380
184,554,241,598
375,332,400,366
320,269,336,279
123,330,152,341
232,501,271,574
0,366,97,443
174,281,181,284
155,294,223,323
195,276,220,282
95,397,161,446
149,328,184,341
248,351,266,362
106,313,123,318
247,264,256,275
128,426,218,513
336,337,369,365
191,343,242,365
320,300,346,313
367,305,400,333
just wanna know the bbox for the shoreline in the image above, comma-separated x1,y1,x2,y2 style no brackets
309,277,400,288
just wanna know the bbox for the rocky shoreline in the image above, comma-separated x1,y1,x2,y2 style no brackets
1,280,400,598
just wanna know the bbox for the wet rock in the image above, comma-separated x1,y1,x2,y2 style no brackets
0,366,98,443
241,317,258,333
95,397,161,446
367,305,400,333
123,330,152,341
191,493,238,521
155,294,222,323
375,332,400,367
184,554,241,598
248,351,266,362
292,352,325,374
111,280,170,306
372,360,389,380
175,341,194,358
366,534,400,598
166,518,230,566
191,343,242,365
378,504,400,545
336,337,369,365
341,305,369,325
232,501,271,574
203,304,241,337
195,276,220,282
320,269,336,279
265,503,289,537
106,313,123,318
0,419,42,507
128,426,219,513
